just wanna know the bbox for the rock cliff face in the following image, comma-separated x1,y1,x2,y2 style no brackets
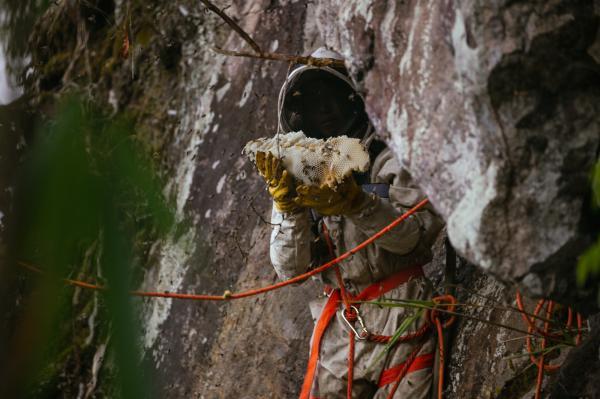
314,0,600,305
2,0,599,398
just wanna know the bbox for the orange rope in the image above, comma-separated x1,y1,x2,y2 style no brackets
20,197,460,398
515,291,584,398
19,198,430,302
516,292,563,340
430,295,457,399
535,301,554,399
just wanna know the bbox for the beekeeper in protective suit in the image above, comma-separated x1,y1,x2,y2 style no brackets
255,48,444,399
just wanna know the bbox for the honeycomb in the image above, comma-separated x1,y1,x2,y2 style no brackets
243,131,370,187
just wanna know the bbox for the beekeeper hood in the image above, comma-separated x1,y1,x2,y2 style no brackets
277,47,370,140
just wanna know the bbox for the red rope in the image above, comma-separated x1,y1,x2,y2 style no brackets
321,221,356,399
379,296,456,399
322,222,353,314
365,324,430,344
385,340,427,399
347,331,355,399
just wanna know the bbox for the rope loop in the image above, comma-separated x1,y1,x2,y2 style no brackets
428,294,457,329
515,291,585,399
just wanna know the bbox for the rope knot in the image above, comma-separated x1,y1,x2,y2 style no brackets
428,295,457,328
343,307,358,322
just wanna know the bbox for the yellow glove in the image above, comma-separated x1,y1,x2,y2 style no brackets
255,151,299,213
293,176,367,216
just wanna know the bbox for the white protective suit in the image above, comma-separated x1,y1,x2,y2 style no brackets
270,48,444,399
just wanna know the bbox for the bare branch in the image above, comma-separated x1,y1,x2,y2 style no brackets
249,199,280,227
213,47,346,68
200,1,346,68
199,0,263,55
232,229,249,262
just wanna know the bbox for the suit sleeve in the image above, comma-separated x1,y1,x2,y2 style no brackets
269,203,315,280
346,150,443,255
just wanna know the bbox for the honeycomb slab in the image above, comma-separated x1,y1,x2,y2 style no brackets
243,131,370,187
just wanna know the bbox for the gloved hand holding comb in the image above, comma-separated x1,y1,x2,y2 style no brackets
255,151,299,213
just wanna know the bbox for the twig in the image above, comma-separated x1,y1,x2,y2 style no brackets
213,47,345,68
129,12,134,79
499,328,590,344
361,299,577,346
18,261,44,274
231,226,249,262
201,0,346,69
445,283,560,327
199,0,263,54
62,15,90,83
249,199,280,227
502,344,567,361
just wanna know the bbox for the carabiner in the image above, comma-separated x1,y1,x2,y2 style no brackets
341,305,369,340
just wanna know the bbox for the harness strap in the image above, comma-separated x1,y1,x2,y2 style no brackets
309,349,433,399
300,290,340,399
378,353,434,387
354,265,424,301
299,265,425,399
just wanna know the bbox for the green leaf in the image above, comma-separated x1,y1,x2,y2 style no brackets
591,159,600,209
368,309,424,370
575,159,600,300
577,236,600,286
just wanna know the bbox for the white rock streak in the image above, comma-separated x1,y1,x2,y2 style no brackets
141,230,195,356
216,174,227,194
237,79,253,108
142,25,225,355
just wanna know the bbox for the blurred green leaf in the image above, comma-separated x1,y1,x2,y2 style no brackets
591,159,600,209
577,236,600,286
576,159,600,303
14,93,173,398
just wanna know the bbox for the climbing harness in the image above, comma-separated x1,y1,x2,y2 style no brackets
306,223,456,399
300,263,435,399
